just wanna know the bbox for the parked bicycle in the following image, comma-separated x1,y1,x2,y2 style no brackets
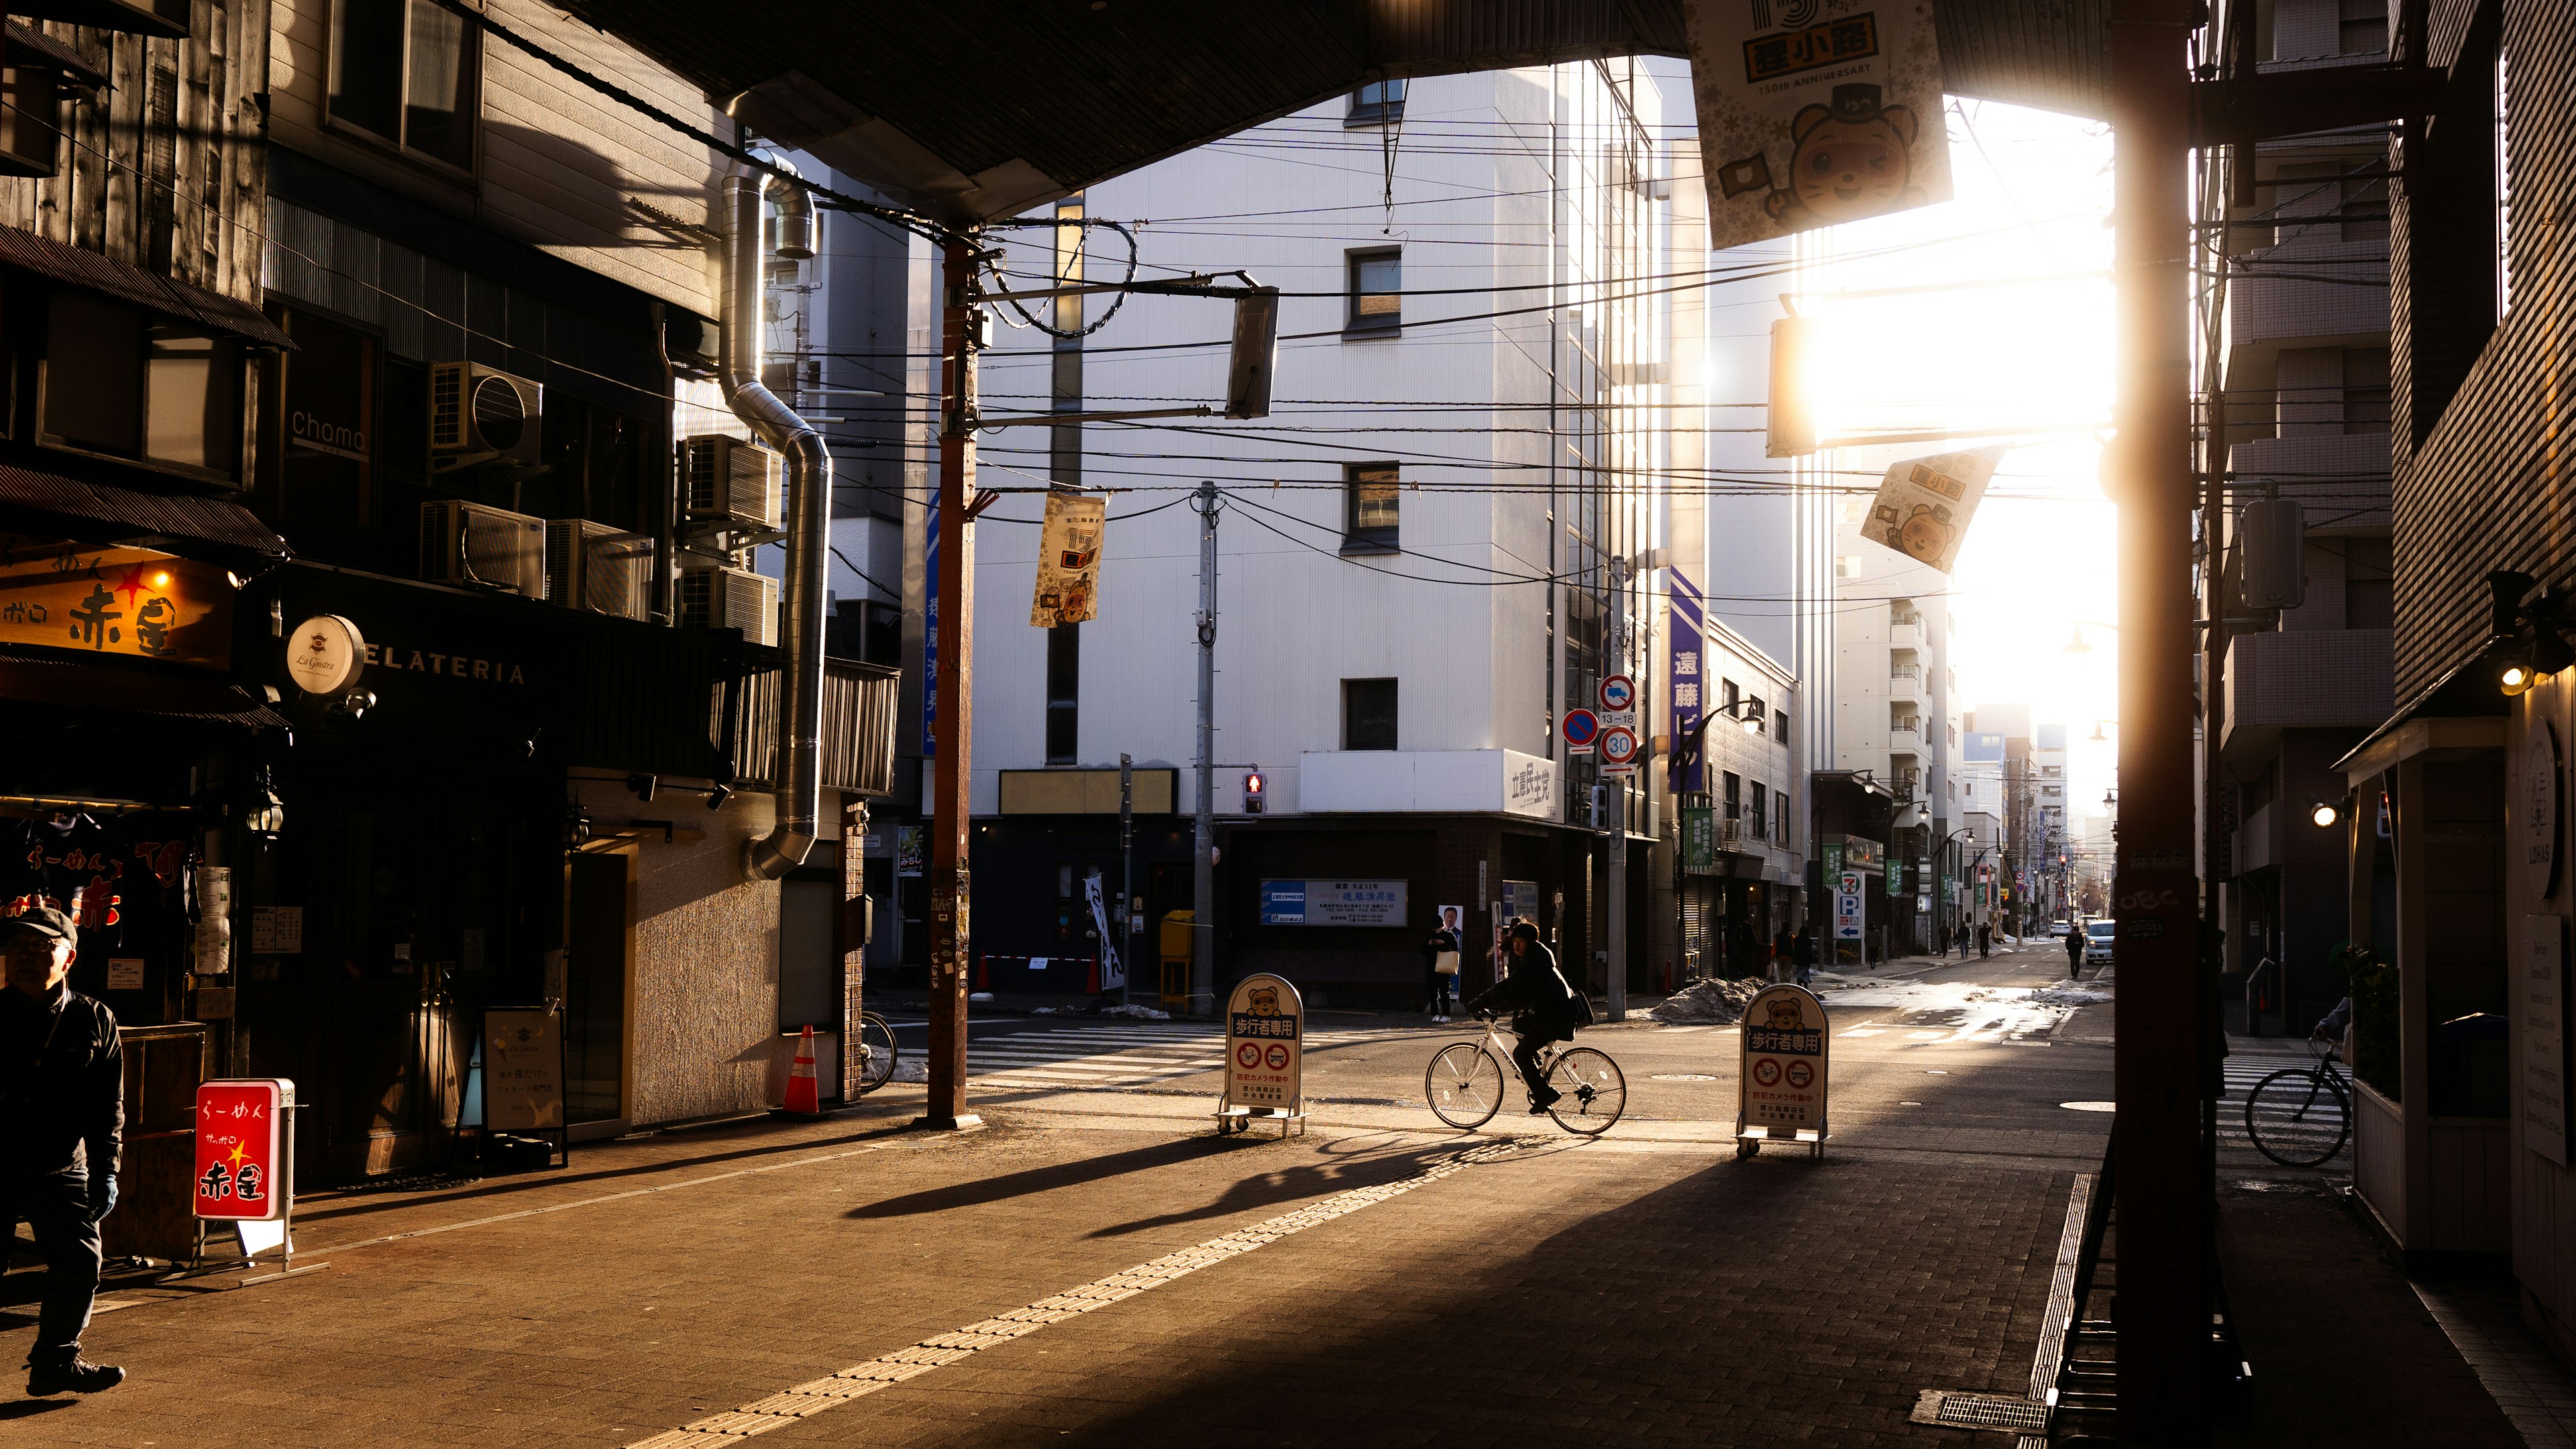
2243,1036,2349,1167
1425,1012,1625,1135
851,1010,899,1095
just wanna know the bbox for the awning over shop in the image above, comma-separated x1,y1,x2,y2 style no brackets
0,464,290,559
0,645,291,729
561,0,2110,223
0,222,292,348
2329,645,2510,781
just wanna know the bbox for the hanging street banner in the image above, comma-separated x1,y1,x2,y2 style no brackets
1030,490,1104,627
1683,0,1953,253
1861,445,2006,574
1085,872,1125,990
1669,567,1707,792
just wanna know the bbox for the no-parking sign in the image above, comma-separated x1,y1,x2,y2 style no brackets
1562,708,1601,753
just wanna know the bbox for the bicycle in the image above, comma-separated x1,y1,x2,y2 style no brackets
2243,1036,2351,1167
1425,1012,1625,1135
851,1010,900,1095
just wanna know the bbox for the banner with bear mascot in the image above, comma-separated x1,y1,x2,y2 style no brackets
1685,0,1953,252
1862,445,2005,574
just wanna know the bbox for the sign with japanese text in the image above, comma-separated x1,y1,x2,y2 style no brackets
194,1079,290,1222
1258,879,1407,927
1683,806,1716,871
1862,447,2005,574
0,536,231,668
484,1006,565,1132
1739,984,1829,1132
1669,568,1707,791
1684,0,1953,252
2524,916,2571,1167
1029,490,1104,627
1225,973,1303,1111
1834,871,1864,941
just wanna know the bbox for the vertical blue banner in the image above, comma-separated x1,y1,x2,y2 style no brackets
1669,567,1706,793
921,508,939,755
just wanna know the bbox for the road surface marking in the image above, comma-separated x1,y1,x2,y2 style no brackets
623,1137,1539,1448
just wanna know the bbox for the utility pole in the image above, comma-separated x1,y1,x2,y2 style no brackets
920,233,981,1132
1191,480,1220,1018
2110,0,2207,1432
1119,751,1134,1008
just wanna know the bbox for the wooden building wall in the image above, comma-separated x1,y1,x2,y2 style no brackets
2387,0,2575,702
0,1,272,305
266,0,724,317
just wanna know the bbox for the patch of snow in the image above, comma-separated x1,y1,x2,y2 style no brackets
2027,986,2114,1007
1099,1003,1171,1020
967,991,995,1003
1650,978,1762,1024
890,1059,928,1083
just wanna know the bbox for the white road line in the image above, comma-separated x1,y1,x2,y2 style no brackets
625,1137,1542,1448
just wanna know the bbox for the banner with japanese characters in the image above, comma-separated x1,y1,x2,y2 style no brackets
1860,445,2005,574
1029,490,1104,627
0,535,232,667
1684,0,1953,253
195,1079,289,1222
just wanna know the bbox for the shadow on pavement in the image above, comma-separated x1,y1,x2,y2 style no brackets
1087,1141,1464,1239
850,1135,1271,1219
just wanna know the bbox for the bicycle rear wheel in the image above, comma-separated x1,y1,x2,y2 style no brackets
853,1011,899,1095
1427,1043,1504,1130
2244,1067,2348,1166
1547,1049,1626,1136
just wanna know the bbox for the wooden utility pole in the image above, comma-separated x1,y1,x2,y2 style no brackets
2110,0,2209,1434
921,233,981,1132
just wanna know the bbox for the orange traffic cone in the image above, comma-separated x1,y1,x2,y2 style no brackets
785,1024,821,1116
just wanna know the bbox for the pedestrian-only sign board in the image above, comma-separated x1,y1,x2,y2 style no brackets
1736,985,1829,1159
1217,973,1307,1137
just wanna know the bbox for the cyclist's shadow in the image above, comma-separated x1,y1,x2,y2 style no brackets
1087,1142,1449,1239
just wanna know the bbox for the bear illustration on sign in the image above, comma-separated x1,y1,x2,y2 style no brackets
1765,84,1927,229
1873,499,1959,566
1763,996,1807,1032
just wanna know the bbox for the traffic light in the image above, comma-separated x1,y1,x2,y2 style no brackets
1243,765,1265,814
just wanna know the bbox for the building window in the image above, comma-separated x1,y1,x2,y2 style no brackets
1343,678,1398,751
1045,623,1079,765
1721,679,1740,717
2337,0,2387,53
1750,783,1767,839
330,0,480,173
1346,78,1406,127
1723,771,1742,821
1344,462,1399,552
2343,347,2390,434
1347,249,1400,333
42,292,242,481
1775,708,1789,740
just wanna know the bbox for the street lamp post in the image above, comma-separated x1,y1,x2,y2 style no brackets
1671,698,1770,979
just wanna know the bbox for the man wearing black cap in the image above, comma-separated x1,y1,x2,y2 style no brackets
1,906,125,1396
1464,920,1587,1113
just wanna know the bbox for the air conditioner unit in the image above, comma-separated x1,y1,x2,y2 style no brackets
545,519,655,620
429,362,543,470
678,565,777,646
680,434,782,533
420,500,547,598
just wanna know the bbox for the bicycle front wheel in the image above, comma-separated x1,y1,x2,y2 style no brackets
1547,1048,1626,1136
1427,1043,1504,1130
853,1012,899,1095
2244,1067,2349,1167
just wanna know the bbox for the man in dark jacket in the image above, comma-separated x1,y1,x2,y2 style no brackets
2065,923,2085,979
1,906,125,1396
1465,920,1585,1112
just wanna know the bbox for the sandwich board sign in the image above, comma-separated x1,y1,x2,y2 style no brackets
195,1078,323,1282
1735,984,1829,1159
1217,973,1306,1138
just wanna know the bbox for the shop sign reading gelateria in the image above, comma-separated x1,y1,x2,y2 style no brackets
0,535,231,668
362,639,530,685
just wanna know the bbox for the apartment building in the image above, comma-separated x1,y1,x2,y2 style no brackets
1831,533,1962,953
2203,0,2398,1034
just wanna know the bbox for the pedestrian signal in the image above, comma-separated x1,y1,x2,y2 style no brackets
1243,767,1265,814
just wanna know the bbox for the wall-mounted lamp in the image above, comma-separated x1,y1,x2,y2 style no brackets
2307,798,2345,829
627,773,658,802
245,780,286,840
706,783,732,811
2489,570,2576,697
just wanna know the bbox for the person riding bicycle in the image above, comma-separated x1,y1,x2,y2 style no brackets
1464,920,1587,1113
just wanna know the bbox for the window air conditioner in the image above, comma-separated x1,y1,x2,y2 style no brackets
545,519,655,621
429,362,543,470
679,434,782,533
678,565,777,647
420,500,547,598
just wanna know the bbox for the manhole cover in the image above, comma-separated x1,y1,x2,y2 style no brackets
2060,1100,2117,1112
1649,1073,1719,1081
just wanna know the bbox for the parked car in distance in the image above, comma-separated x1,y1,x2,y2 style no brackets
2084,918,2116,965
2050,920,2073,938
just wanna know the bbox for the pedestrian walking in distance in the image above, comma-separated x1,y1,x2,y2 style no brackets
1464,921,1587,1112
1791,920,1815,987
2065,923,2085,980
1424,909,1462,1024
1977,922,1992,959
1,906,125,1397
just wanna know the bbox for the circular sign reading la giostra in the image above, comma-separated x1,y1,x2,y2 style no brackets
284,614,367,695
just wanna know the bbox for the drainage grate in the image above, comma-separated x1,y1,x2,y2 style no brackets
1911,1389,2051,1432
